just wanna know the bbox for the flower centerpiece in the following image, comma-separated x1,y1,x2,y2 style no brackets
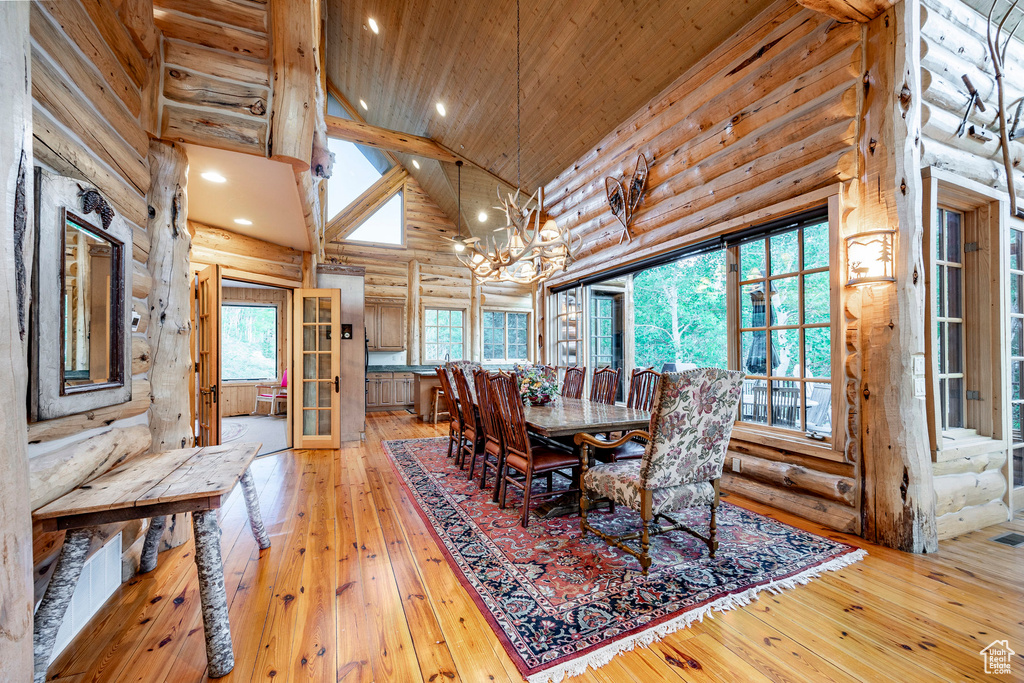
517,367,559,406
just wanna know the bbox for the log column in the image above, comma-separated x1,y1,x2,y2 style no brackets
858,0,938,552
146,140,194,550
192,510,234,677
0,3,35,680
32,529,95,683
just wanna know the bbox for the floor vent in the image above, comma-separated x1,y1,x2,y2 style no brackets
990,532,1024,548
40,532,122,665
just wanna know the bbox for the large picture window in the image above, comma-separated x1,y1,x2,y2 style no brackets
736,220,832,435
483,311,529,362
1010,223,1023,488
935,207,966,431
425,308,464,361
548,207,834,443
553,288,583,371
221,304,278,381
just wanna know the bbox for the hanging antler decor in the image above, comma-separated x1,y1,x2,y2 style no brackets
604,153,649,244
451,0,581,284
456,187,581,284
986,0,1023,217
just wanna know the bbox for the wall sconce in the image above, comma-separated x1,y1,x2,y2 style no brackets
845,229,896,286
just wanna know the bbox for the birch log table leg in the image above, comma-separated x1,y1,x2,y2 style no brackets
192,510,234,678
239,468,271,550
138,515,166,573
33,528,95,683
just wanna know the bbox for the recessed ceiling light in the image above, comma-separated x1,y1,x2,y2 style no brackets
478,211,488,222
234,218,253,226
368,17,379,34
201,171,226,183
436,102,446,117
359,99,368,110
412,159,420,169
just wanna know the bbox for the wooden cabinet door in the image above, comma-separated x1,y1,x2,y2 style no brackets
379,378,394,405
366,380,378,407
377,304,405,351
365,303,378,350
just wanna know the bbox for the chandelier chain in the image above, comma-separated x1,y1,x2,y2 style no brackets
516,0,520,191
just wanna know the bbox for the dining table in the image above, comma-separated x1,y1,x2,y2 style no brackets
522,397,650,518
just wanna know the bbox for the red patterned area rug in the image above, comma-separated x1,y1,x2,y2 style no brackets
383,437,866,683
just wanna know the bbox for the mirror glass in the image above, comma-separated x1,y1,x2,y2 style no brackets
62,213,119,390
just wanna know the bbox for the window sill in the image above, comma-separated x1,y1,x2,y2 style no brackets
934,431,1007,462
730,423,844,462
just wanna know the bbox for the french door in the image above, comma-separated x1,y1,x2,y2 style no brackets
196,264,221,446
292,289,341,449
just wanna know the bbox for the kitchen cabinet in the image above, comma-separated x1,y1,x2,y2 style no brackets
365,302,405,351
366,371,414,411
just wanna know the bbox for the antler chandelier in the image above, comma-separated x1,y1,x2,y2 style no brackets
452,0,579,285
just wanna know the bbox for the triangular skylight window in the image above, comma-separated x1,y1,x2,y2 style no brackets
326,138,395,220
345,191,404,246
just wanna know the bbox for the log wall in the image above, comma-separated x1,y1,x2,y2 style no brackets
920,0,1017,538
27,0,165,599
541,1,864,533
154,0,271,156
324,175,534,364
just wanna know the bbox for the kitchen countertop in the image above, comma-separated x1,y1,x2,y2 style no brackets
367,364,517,374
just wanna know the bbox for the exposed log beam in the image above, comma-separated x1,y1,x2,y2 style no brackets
797,0,894,23
270,0,318,171
325,114,459,163
326,78,399,167
323,166,409,243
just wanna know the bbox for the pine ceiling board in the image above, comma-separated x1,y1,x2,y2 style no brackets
327,0,775,232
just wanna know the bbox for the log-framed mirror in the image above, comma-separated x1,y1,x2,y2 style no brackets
31,169,133,420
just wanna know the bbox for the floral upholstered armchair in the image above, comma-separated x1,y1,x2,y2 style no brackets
575,368,744,575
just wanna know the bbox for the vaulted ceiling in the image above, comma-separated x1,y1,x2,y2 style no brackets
325,0,776,237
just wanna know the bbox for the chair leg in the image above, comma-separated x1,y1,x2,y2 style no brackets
546,472,553,492
709,503,719,558
609,500,616,514
447,431,455,459
521,470,533,528
579,487,590,537
467,444,478,481
491,453,506,503
639,492,653,576
498,467,509,509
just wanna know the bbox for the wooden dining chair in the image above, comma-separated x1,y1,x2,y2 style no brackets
452,367,484,472
590,367,621,405
473,369,505,500
489,372,580,528
435,367,462,460
561,366,586,399
575,368,744,575
537,364,557,382
594,368,662,465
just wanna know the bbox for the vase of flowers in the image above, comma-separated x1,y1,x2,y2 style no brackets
517,367,559,406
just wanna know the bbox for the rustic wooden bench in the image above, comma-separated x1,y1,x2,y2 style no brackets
31,442,270,682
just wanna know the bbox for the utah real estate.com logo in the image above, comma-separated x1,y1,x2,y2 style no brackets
980,640,1014,675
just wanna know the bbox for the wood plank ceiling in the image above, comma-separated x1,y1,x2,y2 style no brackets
325,0,777,238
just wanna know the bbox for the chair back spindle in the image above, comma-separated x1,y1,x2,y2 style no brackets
561,366,586,399
626,368,660,412
590,367,621,405
474,369,502,449
489,372,531,461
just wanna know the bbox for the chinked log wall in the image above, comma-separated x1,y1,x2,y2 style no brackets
154,0,271,156
28,0,162,597
324,175,535,364
542,0,865,533
920,0,1016,539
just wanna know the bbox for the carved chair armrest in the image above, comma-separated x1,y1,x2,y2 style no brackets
574,430,650,449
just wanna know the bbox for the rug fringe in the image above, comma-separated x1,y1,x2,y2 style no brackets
524,548,868,683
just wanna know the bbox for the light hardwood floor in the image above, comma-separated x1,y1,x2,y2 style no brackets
48,411,1024,682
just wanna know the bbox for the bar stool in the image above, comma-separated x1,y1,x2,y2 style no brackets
430,386,449,423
